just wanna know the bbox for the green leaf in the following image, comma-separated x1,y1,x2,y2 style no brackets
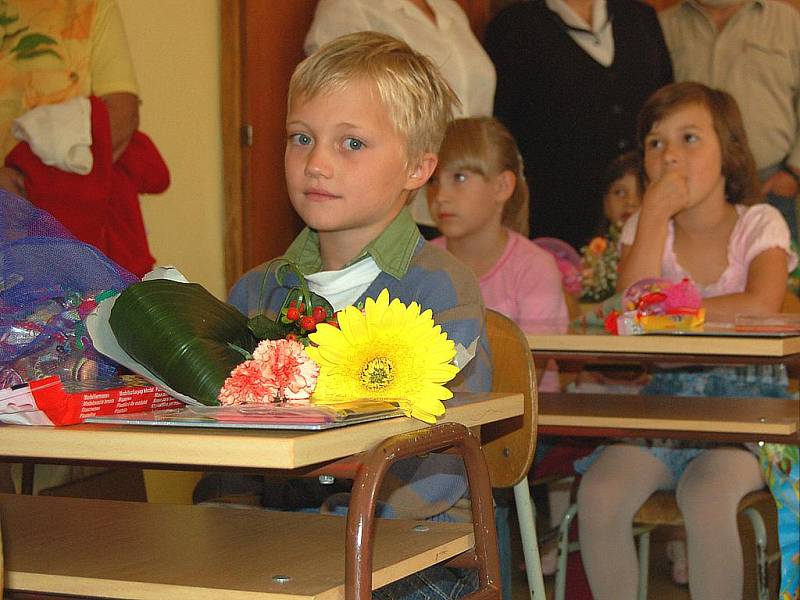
227,343,253,361
14,48,60,61
0,14,19,27
11,32,57,54
247,314,290,340
109,279,257,406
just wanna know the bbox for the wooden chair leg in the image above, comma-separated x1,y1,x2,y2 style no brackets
513,479,547,599
346,422,502,600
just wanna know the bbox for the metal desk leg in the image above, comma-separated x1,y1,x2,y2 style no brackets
514,479,547,599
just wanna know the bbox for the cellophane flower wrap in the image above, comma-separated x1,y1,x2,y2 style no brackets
580,223,621,302
0,192,135,388
609,277,705,334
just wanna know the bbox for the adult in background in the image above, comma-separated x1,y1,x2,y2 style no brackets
0,0,165,279
305,0,496,237
659,0,800,242
485,0,673,250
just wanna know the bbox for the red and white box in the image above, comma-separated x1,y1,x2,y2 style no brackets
0,376,184,426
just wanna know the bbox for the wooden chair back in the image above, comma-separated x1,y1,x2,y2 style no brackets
781,290,800,313
480,309,538,488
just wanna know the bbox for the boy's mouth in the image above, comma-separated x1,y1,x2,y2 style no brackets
304,187,340,201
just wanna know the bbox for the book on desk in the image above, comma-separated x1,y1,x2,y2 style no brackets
85,398,405,430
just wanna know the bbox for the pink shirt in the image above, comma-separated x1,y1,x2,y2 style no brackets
432,230,568,391
621,204,798,297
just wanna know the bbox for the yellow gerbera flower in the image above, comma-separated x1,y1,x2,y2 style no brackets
306,289,459,423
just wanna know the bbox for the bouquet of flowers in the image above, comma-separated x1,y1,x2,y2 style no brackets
579,223,621,302
92,263,460,423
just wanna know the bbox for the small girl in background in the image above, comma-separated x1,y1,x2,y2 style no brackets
600,151,642,231
427,116,568,361
427,116,571,579
576,82,797,600
575,153,647,384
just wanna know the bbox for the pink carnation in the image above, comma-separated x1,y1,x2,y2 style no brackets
218,339,319,405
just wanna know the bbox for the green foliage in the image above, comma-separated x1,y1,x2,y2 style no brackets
109,279,257,406
11,33,59,60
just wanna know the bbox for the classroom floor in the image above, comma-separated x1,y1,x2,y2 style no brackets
507,499,691,600
505,487,777,600
509,534,690,600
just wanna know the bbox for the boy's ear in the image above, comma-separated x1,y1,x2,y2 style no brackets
493,170,516,205
406,152,438,191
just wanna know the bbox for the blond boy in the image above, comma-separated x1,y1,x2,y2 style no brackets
199,32,493,598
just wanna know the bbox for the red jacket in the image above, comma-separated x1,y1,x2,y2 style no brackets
5,96,169,278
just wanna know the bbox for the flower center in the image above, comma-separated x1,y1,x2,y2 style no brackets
359,357,394,391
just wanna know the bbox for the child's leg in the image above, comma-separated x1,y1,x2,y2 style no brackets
676,447,764,600
577,444,672,600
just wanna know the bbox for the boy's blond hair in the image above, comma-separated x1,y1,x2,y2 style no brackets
437,117,530,237
288,31,459,164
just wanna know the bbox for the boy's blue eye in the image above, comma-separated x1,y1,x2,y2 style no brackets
344,137,364,151
646,138,662,150
290,133,312,146
453,172,467,183
684,133,699,143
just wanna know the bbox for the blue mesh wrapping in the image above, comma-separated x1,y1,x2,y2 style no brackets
0,191,138,384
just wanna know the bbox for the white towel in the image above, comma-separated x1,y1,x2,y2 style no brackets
11,96,93,175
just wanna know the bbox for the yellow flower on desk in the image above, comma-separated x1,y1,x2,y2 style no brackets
306,289,459,424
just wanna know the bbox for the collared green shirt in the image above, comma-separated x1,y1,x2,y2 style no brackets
282,207,423,280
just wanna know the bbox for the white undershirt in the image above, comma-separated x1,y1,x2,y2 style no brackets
305,257,382,312
545,0,615,67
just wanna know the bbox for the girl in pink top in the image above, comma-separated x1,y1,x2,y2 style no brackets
576,82,797,600
426,117,568,382
427,117,575,577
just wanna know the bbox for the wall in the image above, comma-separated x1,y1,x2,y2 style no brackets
117,0,226,299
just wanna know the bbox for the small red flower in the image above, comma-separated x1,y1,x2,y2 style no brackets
286,307,300,321
312,305,328,323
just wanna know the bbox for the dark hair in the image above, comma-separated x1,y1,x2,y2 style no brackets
636,82,760,205
602,151,641,198
594,151,641,235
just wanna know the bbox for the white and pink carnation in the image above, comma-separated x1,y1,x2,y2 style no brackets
218,339,319,405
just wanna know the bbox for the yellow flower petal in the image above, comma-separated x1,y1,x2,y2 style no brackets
308,289,458,423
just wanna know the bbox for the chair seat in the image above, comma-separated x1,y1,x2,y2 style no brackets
634,489,774,527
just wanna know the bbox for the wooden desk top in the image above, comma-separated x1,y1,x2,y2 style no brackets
527,329,800,358
0,392,522,470
539,393,799,443
1,493,473,599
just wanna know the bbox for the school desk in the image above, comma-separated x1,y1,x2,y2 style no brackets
0,391,522,600
527,327,800,444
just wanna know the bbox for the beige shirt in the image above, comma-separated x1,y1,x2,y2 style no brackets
659,0,800,172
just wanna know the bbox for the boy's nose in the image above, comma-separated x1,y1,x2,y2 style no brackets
304,146,332,178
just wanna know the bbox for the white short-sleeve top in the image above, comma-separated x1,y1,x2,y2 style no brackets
621,203,798,298
304,0,496,118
